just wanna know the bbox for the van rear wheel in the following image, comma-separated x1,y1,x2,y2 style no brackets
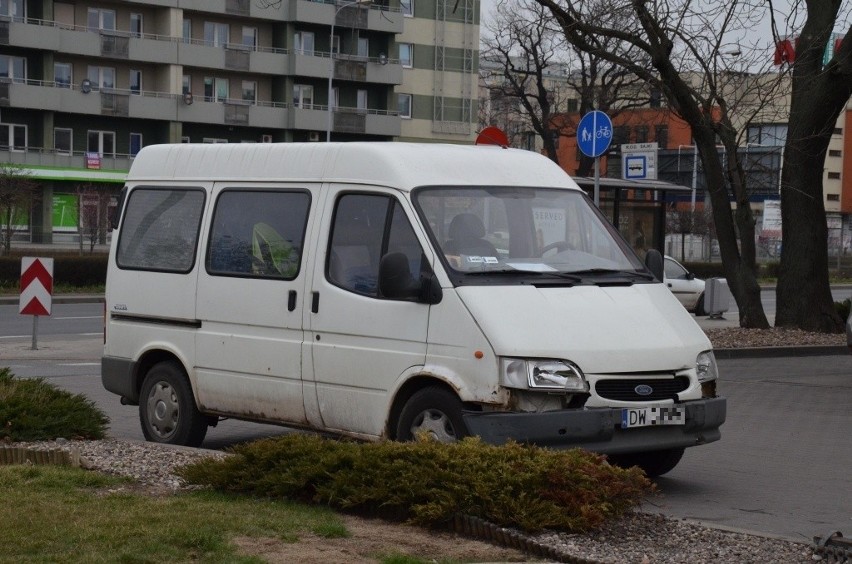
139,361,208,447
609,447,685,478
396,386,468,443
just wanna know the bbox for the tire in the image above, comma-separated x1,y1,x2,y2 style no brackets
694,293,706,316
139,360,208,447
609,448,685,478
395,386,468,443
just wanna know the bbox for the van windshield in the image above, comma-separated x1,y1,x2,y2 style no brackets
413,186,646,281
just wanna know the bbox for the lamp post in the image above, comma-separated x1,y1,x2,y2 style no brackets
327,0,372,142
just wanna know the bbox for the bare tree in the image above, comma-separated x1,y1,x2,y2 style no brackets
481,0,647,173
0,164,37,255
76,184,112,254
534,0,797,329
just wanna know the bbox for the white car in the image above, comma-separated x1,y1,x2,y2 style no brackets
664,256,706,315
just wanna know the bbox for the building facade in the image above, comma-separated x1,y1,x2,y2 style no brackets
0,0,479,245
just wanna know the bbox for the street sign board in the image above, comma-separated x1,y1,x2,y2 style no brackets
577,111,613,158
621,142,658,180
19,257,53,316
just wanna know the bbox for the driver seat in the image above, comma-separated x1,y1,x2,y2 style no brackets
444,213,498,257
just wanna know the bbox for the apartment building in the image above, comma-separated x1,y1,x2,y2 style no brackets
0,0,479,244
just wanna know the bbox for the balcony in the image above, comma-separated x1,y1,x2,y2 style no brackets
4,79,289,127
289,104,400,137
292,0,403,33
0,146,131,181
291,51,402,84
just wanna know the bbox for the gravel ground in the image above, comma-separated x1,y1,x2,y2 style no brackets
10,437,818,563
705,327,845,350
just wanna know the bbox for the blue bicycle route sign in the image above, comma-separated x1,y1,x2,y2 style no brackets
576,110,613,158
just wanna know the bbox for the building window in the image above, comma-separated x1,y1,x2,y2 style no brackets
655,125,668,148
87,66,115,90
357,89,368,111
398,93,412,118
827,194,840,201
130,13,143,37
748,124,787,147
0,55,26,83
1,0,24,19
399,43,413,67
612,126,629,146
331,86,339,109
87,8,115,31
634,125,649,143
834,127,843,135
829,149,842,157
54,62,72,88
183,19,192,43
828,171,841,180
294,31,315,55
332,35,341,54
130,133,143,157
293,84,314,109
54,128,72,155
400,0,413,17
1,124,27,151
182,74,192,95
649,88,662,108
87,130,115,157
357,36,369,59
130,70,141,95
566,98,578,113
203,22,230,47
204,77,229,102
242,80,257,103
242,26,257,49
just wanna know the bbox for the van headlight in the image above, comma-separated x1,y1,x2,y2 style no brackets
500,358,589,392
696,351,719,382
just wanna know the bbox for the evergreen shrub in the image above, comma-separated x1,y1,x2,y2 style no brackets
177,433,652,533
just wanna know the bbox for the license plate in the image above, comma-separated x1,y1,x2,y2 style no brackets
621,406,685,429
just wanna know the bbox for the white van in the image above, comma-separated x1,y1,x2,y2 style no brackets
102,142,725,476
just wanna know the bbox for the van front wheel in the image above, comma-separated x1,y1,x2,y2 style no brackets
396,387,468,443
139,361,208,447
609,447,685,478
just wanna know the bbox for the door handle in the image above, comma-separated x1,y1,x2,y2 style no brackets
311,291,319,313
288,290,297,312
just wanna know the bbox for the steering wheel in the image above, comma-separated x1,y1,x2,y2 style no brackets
540,241,571,256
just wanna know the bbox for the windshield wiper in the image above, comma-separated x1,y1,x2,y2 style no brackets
570,268,655,281
463,268,545,276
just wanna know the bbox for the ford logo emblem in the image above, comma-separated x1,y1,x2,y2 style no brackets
634,384,654,396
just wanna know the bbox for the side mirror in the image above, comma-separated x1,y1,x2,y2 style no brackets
686,272,696,281
379,252,442,304
645,249,664,282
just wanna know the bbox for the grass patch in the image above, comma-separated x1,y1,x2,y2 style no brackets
178,433,652,534
0,465,348,564
0,367,109,441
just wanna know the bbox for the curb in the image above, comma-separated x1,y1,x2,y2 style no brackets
713,345,848,359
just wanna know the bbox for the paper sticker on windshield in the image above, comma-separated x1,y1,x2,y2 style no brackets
484,257,499,264
505,262,558,272
465,256,484,264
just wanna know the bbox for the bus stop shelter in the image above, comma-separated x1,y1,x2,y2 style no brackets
572,177,693,259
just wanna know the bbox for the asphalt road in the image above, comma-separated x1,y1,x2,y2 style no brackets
2,301,852,542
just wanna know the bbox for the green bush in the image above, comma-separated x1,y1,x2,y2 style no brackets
177,433,652,534
0,254,107,287
0,368,109,441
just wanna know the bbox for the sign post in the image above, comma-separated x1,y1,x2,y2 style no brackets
576,110,613,206
19,257,54,350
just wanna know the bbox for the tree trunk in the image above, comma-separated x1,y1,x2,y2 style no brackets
775,3,849,333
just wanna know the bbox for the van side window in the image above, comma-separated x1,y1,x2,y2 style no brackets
116,187,205,273
207,190,310,279
328,194,424,298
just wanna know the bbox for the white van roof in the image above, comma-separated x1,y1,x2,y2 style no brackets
126,142,581,192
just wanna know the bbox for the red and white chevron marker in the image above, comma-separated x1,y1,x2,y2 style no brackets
19,257,54,316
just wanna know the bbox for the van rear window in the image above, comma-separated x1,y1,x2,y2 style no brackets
116,187,205,273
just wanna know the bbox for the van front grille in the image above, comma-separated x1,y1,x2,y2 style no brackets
595,376,690,402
